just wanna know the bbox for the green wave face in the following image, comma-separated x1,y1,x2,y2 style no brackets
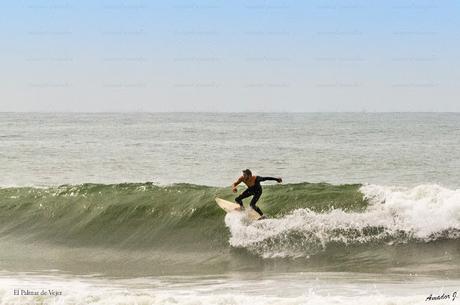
0,182,366,250
1,182,459,277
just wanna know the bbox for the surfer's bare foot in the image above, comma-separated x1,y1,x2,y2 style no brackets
236,205,244,211
258,215,267,220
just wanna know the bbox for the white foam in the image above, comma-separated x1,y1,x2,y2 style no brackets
362,184,460,239
0,272,457,305
225,184,460,258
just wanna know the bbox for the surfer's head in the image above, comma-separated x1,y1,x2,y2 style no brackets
242,169,252,178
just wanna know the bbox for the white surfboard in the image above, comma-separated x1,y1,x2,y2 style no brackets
215,197,263,221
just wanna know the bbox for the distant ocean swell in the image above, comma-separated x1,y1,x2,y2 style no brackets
0,182,459,259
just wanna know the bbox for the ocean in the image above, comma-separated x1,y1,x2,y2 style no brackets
0,112,459,305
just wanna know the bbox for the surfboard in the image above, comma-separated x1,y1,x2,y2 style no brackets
215,197,263,221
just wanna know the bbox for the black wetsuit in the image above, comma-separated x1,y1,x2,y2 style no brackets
235,176,279,216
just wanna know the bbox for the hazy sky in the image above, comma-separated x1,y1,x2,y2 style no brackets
1,0,459,112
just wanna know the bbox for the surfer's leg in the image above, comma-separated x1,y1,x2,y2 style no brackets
235,188,252,207
249,188,263,216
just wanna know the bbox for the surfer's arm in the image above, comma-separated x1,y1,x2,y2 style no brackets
257,176,282,183
232,176,243,192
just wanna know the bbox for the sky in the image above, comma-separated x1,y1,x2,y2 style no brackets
1,0,459,112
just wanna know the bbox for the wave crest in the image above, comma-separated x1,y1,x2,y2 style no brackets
225,184,460,258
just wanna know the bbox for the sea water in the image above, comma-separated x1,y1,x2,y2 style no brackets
0,113,459,305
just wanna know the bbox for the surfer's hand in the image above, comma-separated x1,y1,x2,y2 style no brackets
232,187,237,193
277,178,282,183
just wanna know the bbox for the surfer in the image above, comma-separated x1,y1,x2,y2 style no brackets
232,169,282,218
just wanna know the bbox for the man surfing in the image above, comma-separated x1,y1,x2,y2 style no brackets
232,169,282,219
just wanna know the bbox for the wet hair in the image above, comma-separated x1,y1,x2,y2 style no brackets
242,169,252,176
